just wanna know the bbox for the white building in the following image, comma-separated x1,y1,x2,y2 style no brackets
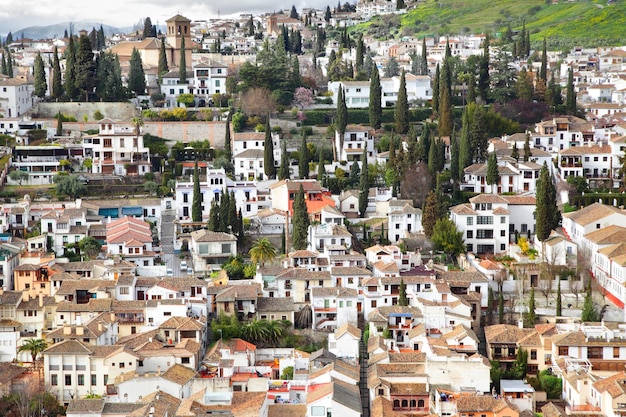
0,75,33,118
387,199,423,242
189,230,237,272
83,119,151,176
334,124,376,163
450,194,511,256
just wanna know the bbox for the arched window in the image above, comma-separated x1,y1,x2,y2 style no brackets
401,400,408,408
418,399,425,408
393,400,400,408
410,400,416,408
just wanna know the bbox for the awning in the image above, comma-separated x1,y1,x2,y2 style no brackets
122,207,143,216
98,208,119,218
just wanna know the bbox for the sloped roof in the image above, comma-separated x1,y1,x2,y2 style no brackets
563,202,626,226
106,216,152,245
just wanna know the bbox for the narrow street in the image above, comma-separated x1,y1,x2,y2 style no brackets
160,210,177,274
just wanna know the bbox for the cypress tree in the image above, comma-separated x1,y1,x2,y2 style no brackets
292,185,310,250
75,34,96,101
355,35,364,74
566,66,576,115
33,52,47,98
264,117,276,179
128,47,146,96
398,279,408,306
438,60,453,137
56,111,63,136
523,133,532,162
299,130,309,179
237,208,245,248
317,146,326,183
228,191,237,233
417,123,431,163
420,37,428,76
422,191,443,238
486,152,499,192
5,47,13,77
581,286,600,322
192,161,202,223
158,39,169,83
51,46,63,100
208,201,219,231
358,147,369,217
65,36,77,100
143,17,154,39
179,36,187,85
511,143,519,161
278,140,290,180
450,133,459,181
458,107,472,177
219,191,230,232
1,52,6,76
498,291,504,324
224,115,232,162
432,64,440,113
349,158,360,186
467,73,476,104
487,287,494,325
535,163,560,242
524,288,536,328
540,37,548,82
478,34,490,103
395,69,409,134
97,25,105,50
368,66,382,129
556,280,562,316
335,87,348,137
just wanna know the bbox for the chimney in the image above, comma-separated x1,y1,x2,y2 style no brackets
98,323,103,332
149,337,153,343
22,291,30,303
63,324,71,335
38,293,44,308
518,318,524,329
156,366,161,376
110,312,116,322
76,326,84,336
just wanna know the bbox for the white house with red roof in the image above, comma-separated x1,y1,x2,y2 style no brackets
105,217,155,267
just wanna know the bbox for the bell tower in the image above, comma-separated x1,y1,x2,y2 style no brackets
165,14,192,67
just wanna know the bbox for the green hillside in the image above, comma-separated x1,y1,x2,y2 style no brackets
354,0,626,49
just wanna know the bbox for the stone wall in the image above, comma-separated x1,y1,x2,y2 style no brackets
33,102,138,121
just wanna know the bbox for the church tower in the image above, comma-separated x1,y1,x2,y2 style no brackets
165,14,192,67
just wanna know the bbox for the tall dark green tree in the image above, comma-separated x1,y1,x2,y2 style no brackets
158,39,169,83
486,152,499,191
395,69,409,134
355,35,364,75
524,288,536,328
369,66,382,129
278,140,290,180
432,64,440,113
75,34,96,101
292,185,310,250
51,46,63,100
143,17,155,38
566,66,576,115
5,47,13,77
208,201,219,231
299,129,309,179
398,279,408,306
535,163,560,242
1,52,6,76
264,117,276,179
450,133,460,181
511,143,519,161
335,86,348,138
359,147,369,217
97,25,106,50
128,47,147,95
498,291,504,324
192,161,202,222
478,34,490,103
317,146,326,184
581,286,600,322
556,280,562,317
523,133,532,162
179,36,187,85
420,37,428,75
540,37,548,82
64,35,78,99
33,52,47,98
438,59,453,137
422,190,445,238
96,51,124,101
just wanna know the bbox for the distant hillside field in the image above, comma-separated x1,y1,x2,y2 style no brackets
355,0,626,48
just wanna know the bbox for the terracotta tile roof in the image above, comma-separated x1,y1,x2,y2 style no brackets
456,396,513,413
56,299,112,312
584,225,626,244
388,351,426,363
0,363,27,385
592,371,626,398
226,338,257,352
560,144,611,155
215,284,261,301
451,203,477,215
371,397,405,417
256,297,294,312
437,270,488,283
106,216,152,245
484,324,538,345
332,379,362,413
311,287,357,298
43,340,94,355
305,382,333,404
160,316,204,331
161,364,196,385
267,404,307,417
372,260,399,273
190,229,236,242
276,268,331,280
66,399,105,414
335,323,361,339
268,179,323,192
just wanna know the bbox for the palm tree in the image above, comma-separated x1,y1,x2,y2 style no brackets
131,116,144,166
18,338,48,365
249,238,277,267
263,320,284,346
241,320,269,344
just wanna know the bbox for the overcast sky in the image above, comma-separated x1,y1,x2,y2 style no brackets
0,0,334,33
